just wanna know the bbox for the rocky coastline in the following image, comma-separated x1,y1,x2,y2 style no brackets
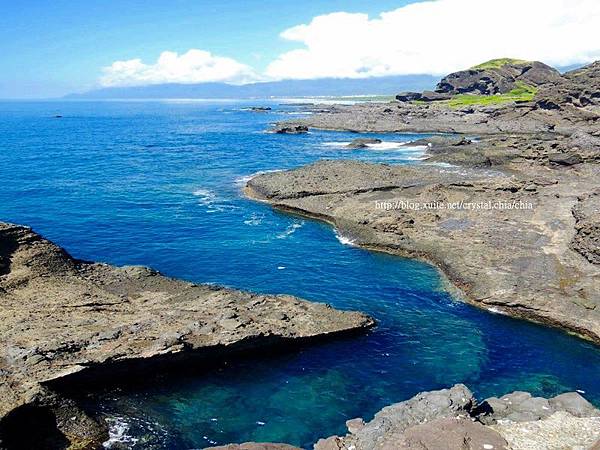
2,58,599,449
249,59,600,344
0,222,374,449
232,59,600,448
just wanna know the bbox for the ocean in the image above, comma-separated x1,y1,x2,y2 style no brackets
1,99,599,449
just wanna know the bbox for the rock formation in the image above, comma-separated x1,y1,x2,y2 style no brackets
313,385,600,450
246,137,600,343
0,222,374,448
212,386,600,449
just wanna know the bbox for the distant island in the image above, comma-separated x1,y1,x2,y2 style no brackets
64,74,438,100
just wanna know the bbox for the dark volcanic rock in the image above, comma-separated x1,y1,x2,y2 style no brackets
436,60,561,95
273,124,308,134
346,138,382,149
249,107,272,112
0,222,374,448
534,61,600,110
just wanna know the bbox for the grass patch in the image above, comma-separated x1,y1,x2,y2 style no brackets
446,82,538,107
471,58,530,70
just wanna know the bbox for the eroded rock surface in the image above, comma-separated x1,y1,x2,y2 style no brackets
0,222,374,448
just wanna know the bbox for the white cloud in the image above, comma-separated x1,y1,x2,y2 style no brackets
100,0,600,86
100,49,259,86
266,0,600,79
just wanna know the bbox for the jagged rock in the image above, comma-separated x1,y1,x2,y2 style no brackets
534,61,600,110
273,124,308,134
0,222,374,448
310,385,600,450
435,60,561,96
346,138,382,149
314,384,475,450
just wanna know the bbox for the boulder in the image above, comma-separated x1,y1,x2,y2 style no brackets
420,90,452,101
549,392,599,417
395,92,423,102
274,125,308,134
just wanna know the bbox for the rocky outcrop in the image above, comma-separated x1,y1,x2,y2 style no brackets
0,222,374,448
312,385,600,450
246,133,600,342
272,124,309,134
435,60,561,96
534,61,600,110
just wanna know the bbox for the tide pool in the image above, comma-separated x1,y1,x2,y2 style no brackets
1,100,599,449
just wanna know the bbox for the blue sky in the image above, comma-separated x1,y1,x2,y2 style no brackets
1,0,599,98
0,0,414,98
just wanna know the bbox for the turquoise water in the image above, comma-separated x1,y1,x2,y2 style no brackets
1,100,599,449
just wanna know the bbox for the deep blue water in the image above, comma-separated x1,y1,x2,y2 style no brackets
1,100,600,449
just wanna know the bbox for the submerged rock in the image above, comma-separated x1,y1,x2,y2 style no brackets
346,138,382,149
0,221,374,448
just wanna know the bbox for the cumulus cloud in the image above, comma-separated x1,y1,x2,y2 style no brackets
100,49,259,86
266,0,600,79
100,0,600,86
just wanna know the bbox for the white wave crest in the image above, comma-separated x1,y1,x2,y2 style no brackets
193,188,239,213
103,416,138,449
277,221,304,239
334,229,357,246
235,169,284,186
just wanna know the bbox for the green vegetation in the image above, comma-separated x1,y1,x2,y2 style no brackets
446,82,538,107
471,58,530,70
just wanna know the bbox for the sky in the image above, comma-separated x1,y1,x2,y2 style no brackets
1,0,599,98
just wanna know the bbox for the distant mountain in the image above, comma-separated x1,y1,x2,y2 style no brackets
64,75,438,100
